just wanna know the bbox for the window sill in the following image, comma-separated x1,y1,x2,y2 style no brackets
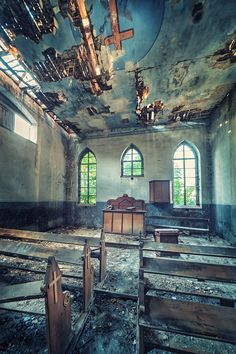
120,175,144,178
78,204,97,207
173,205,202,210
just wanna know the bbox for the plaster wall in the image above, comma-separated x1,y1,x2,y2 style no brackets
0,88,69,230
210,88,236,244
68,127,210,227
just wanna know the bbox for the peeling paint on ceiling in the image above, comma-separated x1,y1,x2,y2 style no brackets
0,0,235,137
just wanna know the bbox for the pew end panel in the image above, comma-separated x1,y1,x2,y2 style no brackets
43,256,73,354
83,241,94,312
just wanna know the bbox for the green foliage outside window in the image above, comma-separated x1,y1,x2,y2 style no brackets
122,145,143,177
79,151,96,205
173,143,199,207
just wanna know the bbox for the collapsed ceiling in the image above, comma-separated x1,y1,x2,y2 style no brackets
0,0,235,137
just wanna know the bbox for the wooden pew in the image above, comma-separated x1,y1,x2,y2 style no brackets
146,214,210,238
0,256,73,354
0,227,107,282
137,241,236,353
143,241,236,258
0,239,94,311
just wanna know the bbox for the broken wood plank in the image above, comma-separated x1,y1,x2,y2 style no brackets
143,337,210,354
0,227,100,247
146,286,236,304
0,260,83,279
146,215,209,222
0,280,44,303
0,239,83,265
148,224,209,233
0,299,45,315
143,242,236,258
0,227,139,249
143,257,236,282
140,295,236,344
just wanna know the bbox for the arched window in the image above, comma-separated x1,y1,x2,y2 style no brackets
173,141,200,207
121,144,144,177
79,149,96,205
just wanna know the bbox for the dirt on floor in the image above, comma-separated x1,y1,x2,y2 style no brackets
0,227,236,353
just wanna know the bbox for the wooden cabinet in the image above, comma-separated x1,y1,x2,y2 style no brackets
103,210,146,235
149,180,172,203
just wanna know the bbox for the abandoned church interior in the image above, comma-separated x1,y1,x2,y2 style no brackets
0,0,236,353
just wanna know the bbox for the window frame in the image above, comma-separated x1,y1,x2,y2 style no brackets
78,149,97,205
173,141,201,208
14,113,37,143
121,144,144,178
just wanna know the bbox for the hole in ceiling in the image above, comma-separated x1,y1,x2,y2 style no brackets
192,2,204,24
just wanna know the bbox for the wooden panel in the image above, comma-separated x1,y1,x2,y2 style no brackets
83,241,94,312
99,236,107,282
44,256,72,354
0,260,83,279
123,213,133,234
113,212,123,233
149,180,171,203
103,212,112,233
0,227,100,247
143,242,236,258
153,224,209,233
147,215,209,222
133,213,144,234
0,280,44,303
107,194,145,210
154,228,179,234
0,239,83,265
141,295,236,343
143,257,236,283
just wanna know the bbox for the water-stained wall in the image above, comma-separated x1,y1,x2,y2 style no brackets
68,126,211,227
0,72,69,230
210,88,236,244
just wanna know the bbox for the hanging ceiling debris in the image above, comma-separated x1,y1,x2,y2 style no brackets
213,39,236,63
134,69,164,126
33,45,111,95
169,108,213,122
57,0,112,95
0,0,235,137
0,0,56,43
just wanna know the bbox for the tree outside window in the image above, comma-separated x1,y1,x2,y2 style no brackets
79,150,96,205
121,144,144,177
173,142,200,207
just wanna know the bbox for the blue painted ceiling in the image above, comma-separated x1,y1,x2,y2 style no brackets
0,0,235,136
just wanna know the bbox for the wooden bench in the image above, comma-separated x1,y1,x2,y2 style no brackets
137,241,236,353
0,239,94,312
0,256,74,354
146,214,210,239
143,241,236,259
0,227,107,282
